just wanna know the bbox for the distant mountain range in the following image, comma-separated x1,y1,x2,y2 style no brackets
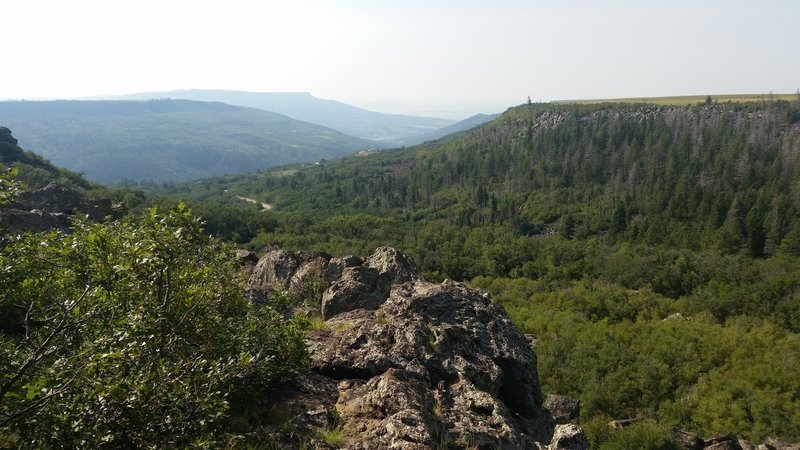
0,99,371,183
94,90,457,145
401,112,501,145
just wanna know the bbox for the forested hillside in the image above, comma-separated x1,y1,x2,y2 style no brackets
157,98,800,444
0,99,371,183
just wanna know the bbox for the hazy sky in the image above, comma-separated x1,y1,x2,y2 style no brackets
2,0,798,118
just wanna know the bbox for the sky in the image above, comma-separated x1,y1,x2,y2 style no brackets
2,0,798,119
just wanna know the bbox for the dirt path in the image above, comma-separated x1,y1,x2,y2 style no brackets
235,196,273,211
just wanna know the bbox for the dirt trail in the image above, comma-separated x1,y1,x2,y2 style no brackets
235,196,272,211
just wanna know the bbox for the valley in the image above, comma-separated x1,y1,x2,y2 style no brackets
148,97,800,446
3,94,800,449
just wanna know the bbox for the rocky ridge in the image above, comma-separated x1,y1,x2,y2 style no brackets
0,181,114,233
245,247,589,450
1,127,115,234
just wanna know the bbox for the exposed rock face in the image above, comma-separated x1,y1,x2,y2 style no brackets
364,246,420,284
761,437,800,450
256,247,588,450
0,182,116,234
671,425,703,450
704,435,744,450
320,266,390,319
0,208,70,233
234,249,259,268
668,428,799,450
2,127,117,233
0,126,17,146
11,182,112,222
19,182,85,214
548,424,589,450
544,394,580,425
248,248,300,293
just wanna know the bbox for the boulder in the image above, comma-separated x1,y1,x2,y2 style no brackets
234,249,259,267
320,266,390,319
0,208,70,233
288,254,331,301
266,247,564,449
248,249,300,294
670,425,703,450
364,246,420,284
544,394,580,425
705,435,744,450
19,182,85,214
322,254,363,284
548,424,589,450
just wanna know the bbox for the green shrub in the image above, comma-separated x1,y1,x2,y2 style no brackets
0,204,308,448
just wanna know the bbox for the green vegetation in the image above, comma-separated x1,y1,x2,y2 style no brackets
154,98,800,441
586,419,680,450
0,205,307,447
0,99,372,183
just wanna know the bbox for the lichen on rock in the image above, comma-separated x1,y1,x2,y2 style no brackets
250,246,588,449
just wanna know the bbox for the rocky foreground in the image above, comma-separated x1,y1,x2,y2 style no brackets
243,246,588,450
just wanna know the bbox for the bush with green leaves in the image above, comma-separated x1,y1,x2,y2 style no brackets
0,204,307,448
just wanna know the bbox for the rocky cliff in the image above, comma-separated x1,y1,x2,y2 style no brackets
1,127,116,234
244,247,589,450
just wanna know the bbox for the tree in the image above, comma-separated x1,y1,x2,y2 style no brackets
0,205,307,448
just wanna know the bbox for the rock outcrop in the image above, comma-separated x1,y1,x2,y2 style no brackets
2,127,117,233
250,247,588,450
544,394,581,425
0,182,114,234
668,427,800,450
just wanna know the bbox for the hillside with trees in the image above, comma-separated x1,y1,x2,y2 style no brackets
0,99,372,183
154,98,800,445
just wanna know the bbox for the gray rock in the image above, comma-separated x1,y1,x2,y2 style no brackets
705,435,744,450
548,424,589,450
762,437,800,450
321,254,363,284
320,266,390,319
0,208,70,233
544,394,580,425
288,255,330,301
365,246,420,284
670,425,703,450
265,247,564,449
234,249,259,267
738,440,756,450
0,126,18,146
19,182,85,214
248,249,300,293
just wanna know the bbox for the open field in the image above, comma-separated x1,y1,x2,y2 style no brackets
559,93,798,106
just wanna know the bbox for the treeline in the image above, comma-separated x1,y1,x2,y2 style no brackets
169,100,800,255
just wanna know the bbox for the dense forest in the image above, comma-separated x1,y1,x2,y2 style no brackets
152,98,800,445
